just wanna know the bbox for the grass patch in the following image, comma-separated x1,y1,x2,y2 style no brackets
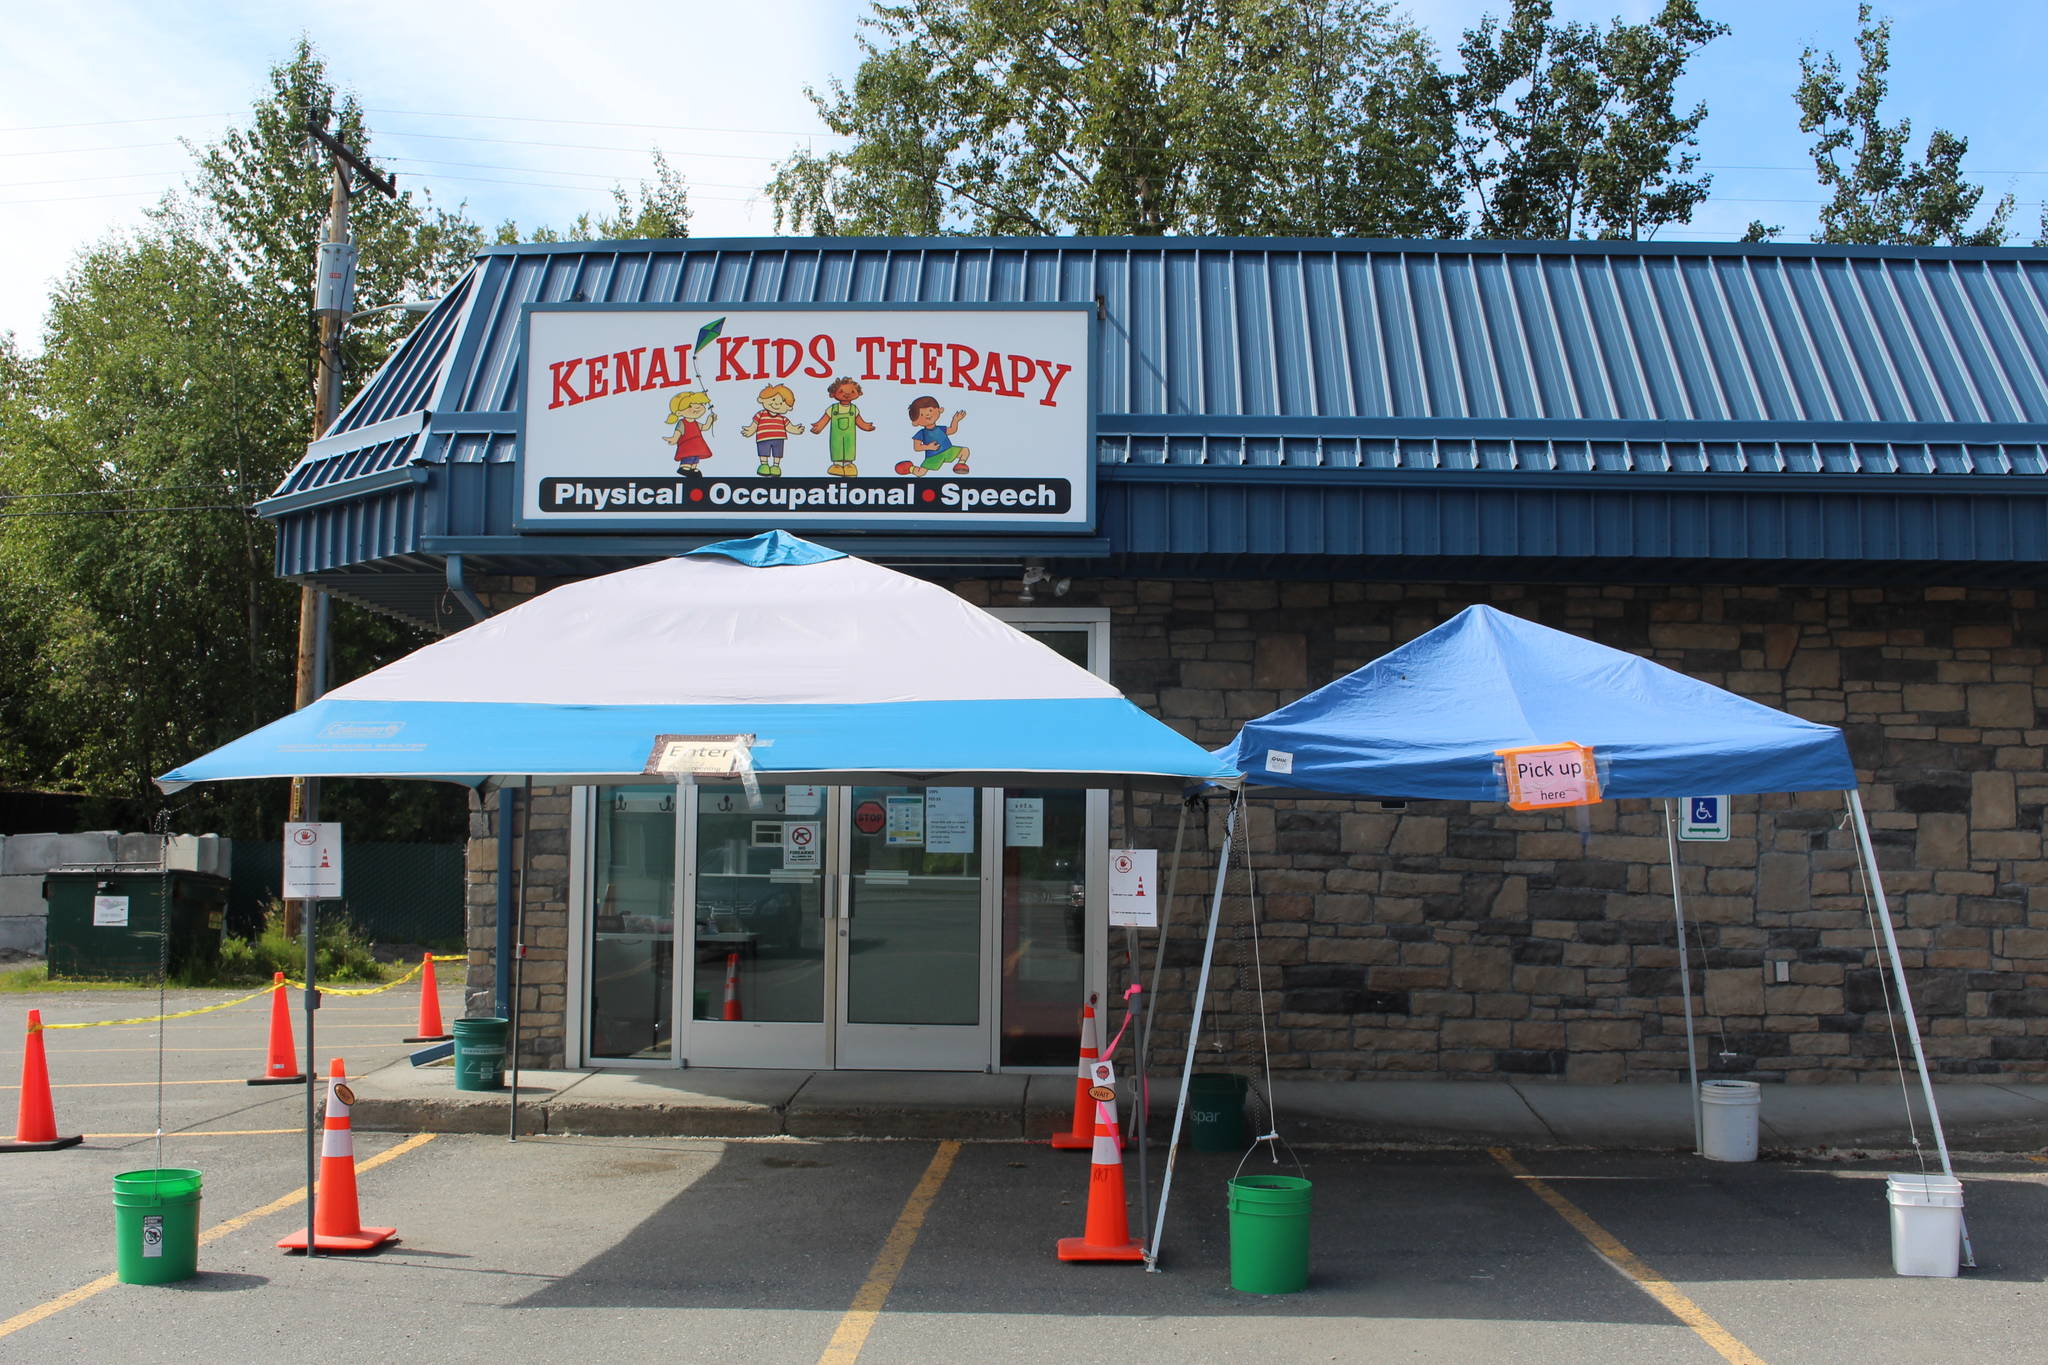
0,963,163,993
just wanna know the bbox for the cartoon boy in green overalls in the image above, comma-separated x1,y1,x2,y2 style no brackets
809,377,875,477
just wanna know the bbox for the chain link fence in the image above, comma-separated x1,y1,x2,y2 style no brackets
229,841,465,949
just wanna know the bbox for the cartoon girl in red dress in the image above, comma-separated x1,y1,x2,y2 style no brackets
664,390,717,475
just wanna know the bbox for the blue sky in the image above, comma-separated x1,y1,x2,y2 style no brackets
3,1,2042,346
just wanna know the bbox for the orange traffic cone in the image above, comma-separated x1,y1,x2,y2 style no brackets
722,951,743,1021
403,955,452,1043
248,972,306,1086
1055,1088,1145,1263
1050,999,1103,1150
277,1059,396,1253
1,1010,82,1153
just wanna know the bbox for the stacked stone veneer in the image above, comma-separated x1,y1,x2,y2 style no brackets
463,572,2046,1082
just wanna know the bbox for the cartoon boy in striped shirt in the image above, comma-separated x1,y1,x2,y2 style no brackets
741,383,800,477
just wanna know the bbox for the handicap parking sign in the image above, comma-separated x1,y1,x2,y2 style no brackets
1680,796,1730,841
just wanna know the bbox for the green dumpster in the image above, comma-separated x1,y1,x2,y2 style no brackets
113,1168,202,1284
43,867,229,981
453,1016,509,1091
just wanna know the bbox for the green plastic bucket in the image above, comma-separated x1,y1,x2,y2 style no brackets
1189,1072,1249,1152
453,1016,508,1092
1226,1174,1312,1294
113,1168,202,1285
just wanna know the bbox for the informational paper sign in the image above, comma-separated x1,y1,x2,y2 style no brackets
782,821,821,869
1005,797,1044,847
885,795,925,846
1680,796,1731,841
282,822,343,899
92,895,130,928
925,787,975,855
1495,743,1601,811
1109,848,1158,928
784,784,822,816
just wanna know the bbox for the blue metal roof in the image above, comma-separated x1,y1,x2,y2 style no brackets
265,236,2048,624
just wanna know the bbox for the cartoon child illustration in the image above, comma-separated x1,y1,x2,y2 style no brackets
809,377,875,477
663,390,716,475
898,395,971,476
740,383,800,478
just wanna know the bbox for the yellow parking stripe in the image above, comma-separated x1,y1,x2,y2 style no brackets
1491,1148,1768,1365
818,1140,961,1365
0,1133,436,1342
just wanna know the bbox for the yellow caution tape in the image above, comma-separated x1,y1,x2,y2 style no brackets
43,985,276,1029
39,954,465,1028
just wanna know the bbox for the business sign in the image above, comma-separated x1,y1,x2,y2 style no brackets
520,304,1093,532
282,822,343,899
1679,795,1731,841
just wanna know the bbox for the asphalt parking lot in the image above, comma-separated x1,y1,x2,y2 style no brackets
5,984,2047,1364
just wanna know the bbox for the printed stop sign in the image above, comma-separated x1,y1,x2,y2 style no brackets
854,800,886,835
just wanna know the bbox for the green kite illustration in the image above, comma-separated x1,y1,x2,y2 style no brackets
694,317,726,353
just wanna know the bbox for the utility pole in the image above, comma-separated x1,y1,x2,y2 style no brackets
290,125,396,1259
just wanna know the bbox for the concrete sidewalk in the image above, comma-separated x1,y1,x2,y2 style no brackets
345,1059,2048,1153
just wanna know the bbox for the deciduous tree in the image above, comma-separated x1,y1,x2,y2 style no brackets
1452,0,1726,240
768,0,1463,239
1794,4,2011,246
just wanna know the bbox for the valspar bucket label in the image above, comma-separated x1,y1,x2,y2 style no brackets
520,305,1094,532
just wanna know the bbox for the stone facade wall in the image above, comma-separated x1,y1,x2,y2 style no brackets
462,783,573,1070
462,571,2046,1082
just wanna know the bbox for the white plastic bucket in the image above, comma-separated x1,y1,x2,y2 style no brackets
1698,1080,1760,1162
1886,1174,1964,1277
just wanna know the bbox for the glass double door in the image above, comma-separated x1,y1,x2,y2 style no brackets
682,782,989,1070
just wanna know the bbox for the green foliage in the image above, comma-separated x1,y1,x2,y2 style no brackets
215,902,383,985
1452,0,1727,240
768,0,1463,239
1794,4,2012,247
0,40,477,842
498,150,693,243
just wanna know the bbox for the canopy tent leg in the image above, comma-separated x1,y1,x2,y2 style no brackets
1662,801,1703,1154
509,782,531,1143
1120,782,1149,1243
1146,793,1239,1272
1846,788,1974,1267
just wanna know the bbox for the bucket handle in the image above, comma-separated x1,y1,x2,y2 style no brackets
1233,1131,1305,1185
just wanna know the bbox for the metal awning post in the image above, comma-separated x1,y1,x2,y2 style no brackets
1663,801,1703,1154
1146,791,1239,1271
1846,788,1974,1266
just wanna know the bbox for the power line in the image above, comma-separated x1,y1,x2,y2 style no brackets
0,113,235,135
366,107,850,141
0,504,250,519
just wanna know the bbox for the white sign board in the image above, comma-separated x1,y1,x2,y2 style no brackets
282,822,343,899
1108,849,1158,928
520,305,1094,532
1679,795,1731,841
782,821,821,870
924,787,975,855
92,895,130,928
1005,797,1044,848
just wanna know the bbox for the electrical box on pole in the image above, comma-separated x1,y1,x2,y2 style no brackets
312,242,357,319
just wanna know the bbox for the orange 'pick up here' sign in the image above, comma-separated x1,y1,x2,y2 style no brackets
1496,742,1602,811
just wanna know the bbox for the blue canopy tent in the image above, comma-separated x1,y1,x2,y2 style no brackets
1149,606,1966,1268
